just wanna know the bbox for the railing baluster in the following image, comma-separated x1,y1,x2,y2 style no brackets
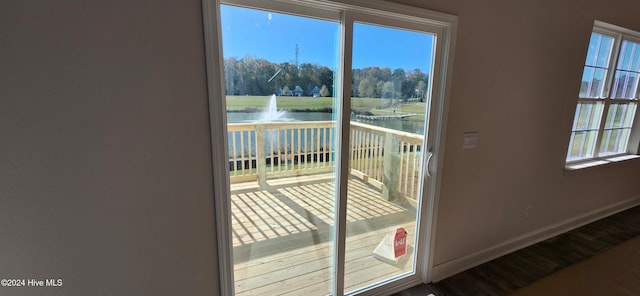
349,127,354,169
324,127,328,167
353,129,358,171
374,134,380,181
308,127,312,170
292,129,296,170
361,130,367,172
371,133,377,179
316,127,320,169
357,129,363,172
240,130,246,176
312,127,315,169
328,126,333,168
320,127,324,168
324,127,327,168
256,126,266,187
361,130,366,175
360,129,364,172
367,131,372,176
313,128,320,168
363,130,368,173
404,143,411,195
370,133,375,177
397,141,404,192
363,131,370,177
270,129,275,173
231,131,237,177
277,129,282,172
303,128,308,170
248,129,253,176
284,129,289,172
378,134,383,182
297,128,301,171
410,145,419,199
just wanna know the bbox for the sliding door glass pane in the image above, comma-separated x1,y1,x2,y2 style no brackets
221,5,339,295
344,22,434,293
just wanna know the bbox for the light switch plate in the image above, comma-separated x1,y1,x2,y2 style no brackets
463,132,478,149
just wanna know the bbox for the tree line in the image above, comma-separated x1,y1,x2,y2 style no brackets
224,56,429,102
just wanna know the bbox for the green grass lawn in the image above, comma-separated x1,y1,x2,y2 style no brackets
369,102,427,122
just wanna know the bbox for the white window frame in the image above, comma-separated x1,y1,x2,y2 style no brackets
566,21,640,170
202,0,457,295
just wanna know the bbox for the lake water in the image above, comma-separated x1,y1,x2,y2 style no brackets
227,112,425,135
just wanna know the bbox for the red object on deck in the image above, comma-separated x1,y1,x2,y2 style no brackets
394,228,407,258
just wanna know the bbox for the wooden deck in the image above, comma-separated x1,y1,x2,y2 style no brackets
230,174,419,295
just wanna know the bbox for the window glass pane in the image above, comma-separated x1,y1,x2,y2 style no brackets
599,128,631,155
585,33,614,68
604,102,637,128
567,101,604,161
579,67,608,98
221,5,339,295
580,33,614,98
572,101,604,131
611,71,639,99
617,40,640,71
612,40,640,99
344,22,434,293
567,130,599,161
599,102,637,155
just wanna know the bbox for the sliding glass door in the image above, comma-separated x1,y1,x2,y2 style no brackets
205,1,454,294
344,22,435,294
221,5,340,295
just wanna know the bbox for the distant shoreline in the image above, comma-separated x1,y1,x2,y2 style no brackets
226,107,334,113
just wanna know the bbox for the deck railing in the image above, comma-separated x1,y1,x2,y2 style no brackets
227,121,424,200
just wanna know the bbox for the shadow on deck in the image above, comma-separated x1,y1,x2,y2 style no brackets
231,174,416,263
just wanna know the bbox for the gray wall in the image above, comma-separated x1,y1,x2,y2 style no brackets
392,0,640,275
1,0,640,294
0,1,218,295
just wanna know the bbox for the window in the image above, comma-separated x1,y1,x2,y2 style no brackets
567,21,640,167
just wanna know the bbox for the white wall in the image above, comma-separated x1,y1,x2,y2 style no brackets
2,0,640,294
0,1,218,295
390,0,640,279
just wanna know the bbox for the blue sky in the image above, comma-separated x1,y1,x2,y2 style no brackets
220,4,434,72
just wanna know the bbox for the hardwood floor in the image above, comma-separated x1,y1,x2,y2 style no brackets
394,205,640,296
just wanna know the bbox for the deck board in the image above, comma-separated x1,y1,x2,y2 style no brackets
230,174,420,295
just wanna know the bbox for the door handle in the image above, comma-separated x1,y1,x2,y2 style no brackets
426,149,434,177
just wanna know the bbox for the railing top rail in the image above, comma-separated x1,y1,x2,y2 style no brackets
350,121,424,143
227,120,424,143
227,121,334,131
227,122,258,131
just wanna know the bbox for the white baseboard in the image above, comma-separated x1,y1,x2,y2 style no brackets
429,195,640,282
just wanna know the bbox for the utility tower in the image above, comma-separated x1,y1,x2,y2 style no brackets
295,44,299,68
